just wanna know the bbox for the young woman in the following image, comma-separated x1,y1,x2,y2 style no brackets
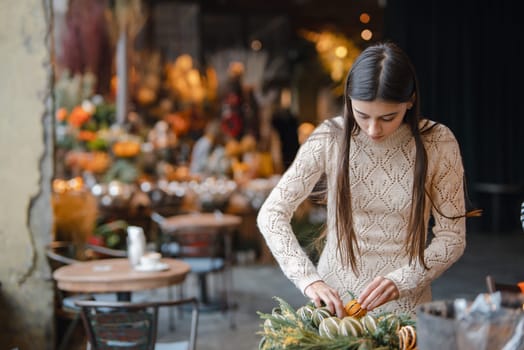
257,41,472,317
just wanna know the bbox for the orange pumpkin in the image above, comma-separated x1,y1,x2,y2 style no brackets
112,141,141,158
77,130,97,142
83,152,111,173
68,106,91,128
344,299,367,318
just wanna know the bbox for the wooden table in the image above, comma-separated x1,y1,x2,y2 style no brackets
160,212,242,232
53,258,191,301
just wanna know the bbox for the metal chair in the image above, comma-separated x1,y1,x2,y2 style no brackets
75,297,199,350
151,212,236,328
46,241,127,350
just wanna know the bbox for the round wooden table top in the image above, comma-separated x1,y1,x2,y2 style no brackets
53,258,191,294
161,212,242,232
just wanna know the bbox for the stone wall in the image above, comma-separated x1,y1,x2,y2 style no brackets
0,1,55,349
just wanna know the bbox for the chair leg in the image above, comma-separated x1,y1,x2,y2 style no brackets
58,312,81,350
225,267,236,330
198,273,209,305
176,279,187,320
177,282,184,300
167,285,175,331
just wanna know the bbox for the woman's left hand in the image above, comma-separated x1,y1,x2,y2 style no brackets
358,276,399,311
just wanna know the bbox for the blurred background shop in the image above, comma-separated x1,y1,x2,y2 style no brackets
49,0,387,256
51,0,524,240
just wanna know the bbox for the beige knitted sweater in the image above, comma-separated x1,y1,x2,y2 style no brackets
257,116,466,315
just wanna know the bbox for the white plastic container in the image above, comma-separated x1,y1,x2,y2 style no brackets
127,226,146,267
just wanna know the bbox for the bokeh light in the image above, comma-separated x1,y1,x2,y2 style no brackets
361,29,373,41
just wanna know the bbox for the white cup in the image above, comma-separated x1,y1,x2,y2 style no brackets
139,252,161,268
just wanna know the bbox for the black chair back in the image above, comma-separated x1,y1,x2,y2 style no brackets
75,298,199,350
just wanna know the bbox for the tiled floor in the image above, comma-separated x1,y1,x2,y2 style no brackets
150,229,524,350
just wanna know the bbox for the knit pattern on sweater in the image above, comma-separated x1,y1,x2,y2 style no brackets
257,116,466,316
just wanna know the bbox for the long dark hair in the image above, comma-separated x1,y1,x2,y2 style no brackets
335,41,430,273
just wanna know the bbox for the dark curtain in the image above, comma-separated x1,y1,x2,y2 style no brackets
384,0,524,231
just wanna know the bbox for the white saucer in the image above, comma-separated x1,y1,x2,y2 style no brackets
134,262,169,272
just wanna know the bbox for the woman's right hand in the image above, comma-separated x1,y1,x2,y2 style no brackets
304,280,346,318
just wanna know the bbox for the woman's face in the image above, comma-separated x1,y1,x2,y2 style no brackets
350,99,411,142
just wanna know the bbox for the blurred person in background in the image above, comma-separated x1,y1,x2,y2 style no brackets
189,118,227,177
270,88,300,173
